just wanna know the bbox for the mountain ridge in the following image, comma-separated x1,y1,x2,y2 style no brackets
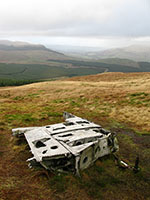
0,40,68,64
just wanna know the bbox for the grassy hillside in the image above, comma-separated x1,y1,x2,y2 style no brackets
0,49,67,64
0,72,150,200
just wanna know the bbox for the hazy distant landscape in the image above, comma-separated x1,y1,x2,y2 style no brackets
0,40,150,86
78,45,150,62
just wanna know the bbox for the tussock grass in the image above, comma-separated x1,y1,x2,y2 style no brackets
0,72,150,200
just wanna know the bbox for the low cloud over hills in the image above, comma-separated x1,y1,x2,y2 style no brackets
86,45,150,62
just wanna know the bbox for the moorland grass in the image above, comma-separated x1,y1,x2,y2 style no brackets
0,72,150,200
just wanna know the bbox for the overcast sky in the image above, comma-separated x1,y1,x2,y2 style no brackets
0,0,150,48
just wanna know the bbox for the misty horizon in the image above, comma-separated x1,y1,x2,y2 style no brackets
0,0,150,49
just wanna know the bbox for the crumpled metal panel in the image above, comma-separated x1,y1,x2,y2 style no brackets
12,112,119,174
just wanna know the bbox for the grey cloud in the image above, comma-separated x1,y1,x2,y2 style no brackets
0,0,150,48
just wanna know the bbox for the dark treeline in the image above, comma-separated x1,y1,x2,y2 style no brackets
48,59,150,72
1,61,150,87
0,79,41,87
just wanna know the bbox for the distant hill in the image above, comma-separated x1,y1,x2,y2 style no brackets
0,40,68,64
0,41,150,83
86,45,150,62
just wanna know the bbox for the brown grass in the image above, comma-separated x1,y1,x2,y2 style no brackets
0,72,150,200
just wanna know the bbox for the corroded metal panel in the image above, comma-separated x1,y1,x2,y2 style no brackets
12,112,119,174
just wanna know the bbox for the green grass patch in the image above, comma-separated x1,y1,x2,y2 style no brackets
49,174,67,193
130,92,149,97
108,119,126,129
27,93,40,98
76,161,123,199
126,92,150,106
5,113,37,124
13,96,25,101
46,112,62,117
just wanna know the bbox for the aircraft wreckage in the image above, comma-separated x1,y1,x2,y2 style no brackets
12,112,119,174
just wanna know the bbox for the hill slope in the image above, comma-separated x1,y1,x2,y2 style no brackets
0,72,150,200
86,45,150,62
0,40,67,64
0,41,150,83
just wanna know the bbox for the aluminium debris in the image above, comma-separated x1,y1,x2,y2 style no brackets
12,112,119,174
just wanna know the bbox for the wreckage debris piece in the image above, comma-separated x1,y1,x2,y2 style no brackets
12,112,119,174
133,156,140,173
